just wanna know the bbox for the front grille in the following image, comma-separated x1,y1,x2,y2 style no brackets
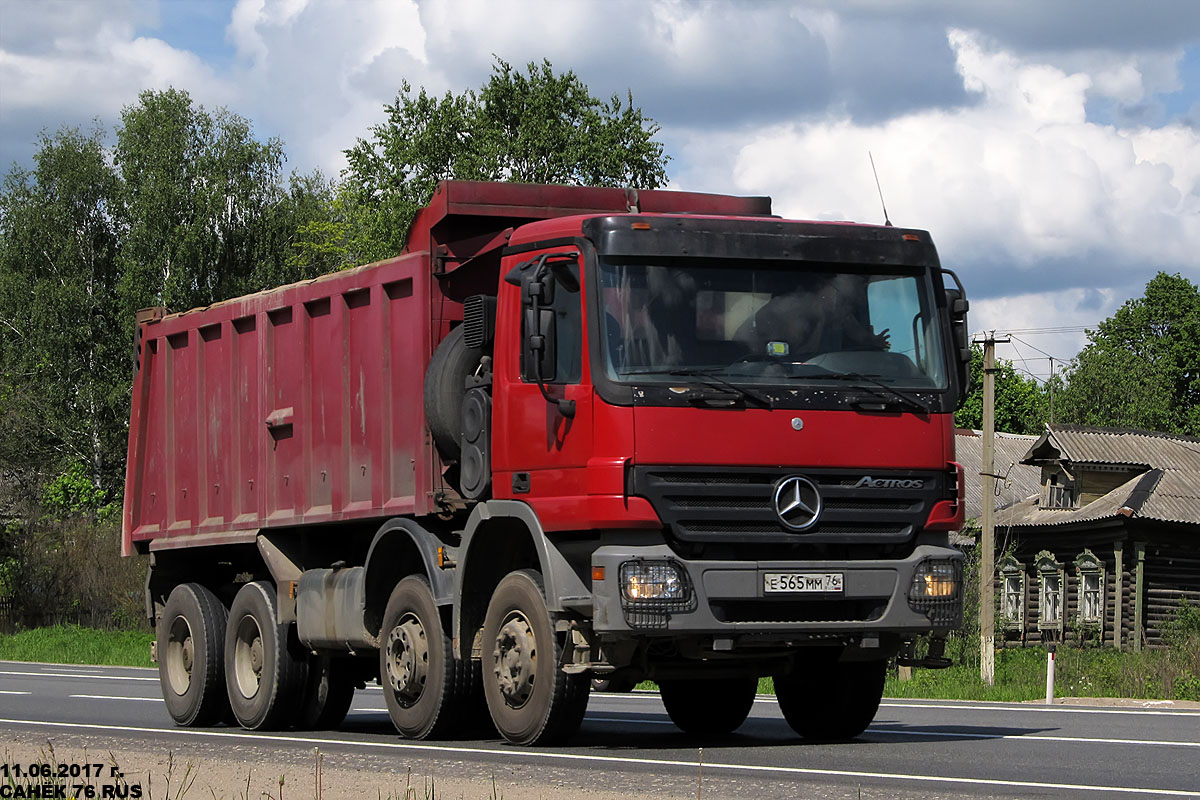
633,466,942,545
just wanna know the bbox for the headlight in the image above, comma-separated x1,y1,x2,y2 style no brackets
620,560,687,601
911,560,960,599
908,558,962,628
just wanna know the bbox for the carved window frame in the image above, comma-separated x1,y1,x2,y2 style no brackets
998,554,1025,631
1075,549,1105,627
1036,550,1064,632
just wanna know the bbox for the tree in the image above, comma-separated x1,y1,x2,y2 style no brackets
1058,272,1200,436
0,126,124,496
954,345,1049,435
323,58,670,266
0,90,336,501
115,88,334,323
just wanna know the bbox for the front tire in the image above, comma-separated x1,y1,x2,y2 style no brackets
224,581,306,730
379,575,468,739
660,677,757,736
157,583,229,726
775,655,886,740
482,569,589,745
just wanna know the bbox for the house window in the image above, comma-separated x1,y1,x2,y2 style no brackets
1042,574,1062,624
998,555,1024,630
1036,551,1064,632
1075,549,1105,626
1046,474,1074,508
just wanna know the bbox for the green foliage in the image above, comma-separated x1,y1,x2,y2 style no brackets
0,624,154,667
0,125,125,496
954,344,1049,434
41,461,117,520
331,57,670,266
115,88,335,329
1058,272,1200,436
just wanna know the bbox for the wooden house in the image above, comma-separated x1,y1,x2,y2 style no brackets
985,425,1200,649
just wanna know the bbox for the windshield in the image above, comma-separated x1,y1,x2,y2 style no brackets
597,259,947,389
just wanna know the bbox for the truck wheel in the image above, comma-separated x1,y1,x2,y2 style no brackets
659,677,756,736
157,583,230,727
224,581,305,730
424,324,483,465
775,656,887,740
296,655,356,730
379,575,466,739
482,569,589,745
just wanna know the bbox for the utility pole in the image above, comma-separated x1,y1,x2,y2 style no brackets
974,331,1009,686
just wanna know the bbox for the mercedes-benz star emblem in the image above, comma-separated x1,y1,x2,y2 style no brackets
773,475,822,531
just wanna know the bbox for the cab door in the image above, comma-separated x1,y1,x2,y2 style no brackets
491,248,594,512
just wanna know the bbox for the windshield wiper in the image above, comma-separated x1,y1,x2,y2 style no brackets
792,371,930,414
622,367,773,409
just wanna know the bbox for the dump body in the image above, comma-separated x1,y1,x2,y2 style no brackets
123,254,437,554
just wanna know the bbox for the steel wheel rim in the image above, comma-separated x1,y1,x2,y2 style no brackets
165,614,194,696
385,612,429,708
493,610,537,709
232,613,265,700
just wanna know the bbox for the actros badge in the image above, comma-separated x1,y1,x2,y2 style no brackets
773,475,822,530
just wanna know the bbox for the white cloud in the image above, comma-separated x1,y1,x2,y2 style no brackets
725,28,1200,333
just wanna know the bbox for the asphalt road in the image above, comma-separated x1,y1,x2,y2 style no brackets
1,660,1198,798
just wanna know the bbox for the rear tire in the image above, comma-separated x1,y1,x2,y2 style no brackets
296,655,356,730
482,569,589,745
775,655,886,740
660,677,756,736
379,575,469,739
224,581,306,730
158,583,229,727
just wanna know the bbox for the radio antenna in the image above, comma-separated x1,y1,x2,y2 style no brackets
868,151,892,227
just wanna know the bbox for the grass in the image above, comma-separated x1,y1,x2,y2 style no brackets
636,638,1200,703
0,623,154,667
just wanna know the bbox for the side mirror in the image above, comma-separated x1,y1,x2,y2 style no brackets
515,252,580,417
943,277,971,407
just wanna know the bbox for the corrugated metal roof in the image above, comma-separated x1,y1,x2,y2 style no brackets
1026,425,1200,471
1000,425,1200,528
955,429,1041,522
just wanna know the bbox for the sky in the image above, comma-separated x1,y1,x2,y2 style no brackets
2,0,1199,381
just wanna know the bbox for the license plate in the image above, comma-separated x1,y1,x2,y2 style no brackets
763,572,844,594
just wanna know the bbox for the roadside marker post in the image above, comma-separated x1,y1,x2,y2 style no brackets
1045,644,1056,705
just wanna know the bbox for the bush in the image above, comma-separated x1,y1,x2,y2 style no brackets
0,512,145,631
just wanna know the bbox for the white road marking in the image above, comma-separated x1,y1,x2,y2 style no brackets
0,719,1195,797
0,670,158,682
0,690,30,695
69,694,162,702
880,701,1200,717
868,727,1200,748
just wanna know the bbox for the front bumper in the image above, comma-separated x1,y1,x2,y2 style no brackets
590,543,962,636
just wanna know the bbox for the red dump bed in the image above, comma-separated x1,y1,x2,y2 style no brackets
122,181,771,556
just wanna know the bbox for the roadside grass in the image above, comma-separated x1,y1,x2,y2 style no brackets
0,624,154,668
638,637,1200,702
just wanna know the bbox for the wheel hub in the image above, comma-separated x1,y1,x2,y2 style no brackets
493,613,537,708
165,615,194,696
385,614,428,706
233,614,266,699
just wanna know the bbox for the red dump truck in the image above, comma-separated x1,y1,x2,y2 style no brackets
124,180,970,745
